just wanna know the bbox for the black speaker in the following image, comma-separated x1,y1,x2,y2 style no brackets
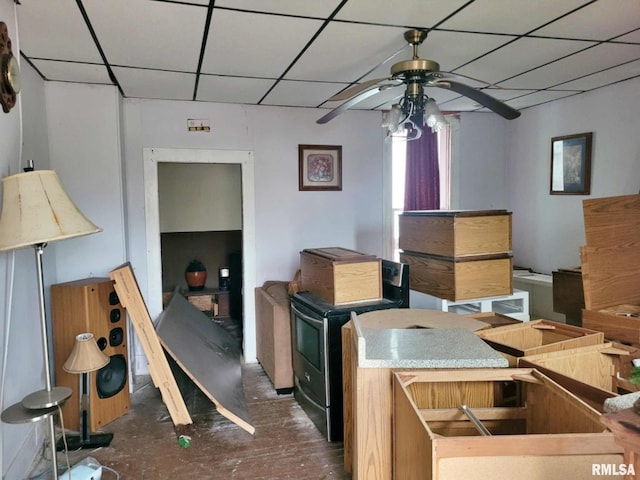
52,278,130,432
97,354,128,399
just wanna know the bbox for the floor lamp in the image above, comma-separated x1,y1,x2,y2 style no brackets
57,333,112,450
0,164,101,479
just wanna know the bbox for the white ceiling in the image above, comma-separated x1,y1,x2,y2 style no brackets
13,0,640,120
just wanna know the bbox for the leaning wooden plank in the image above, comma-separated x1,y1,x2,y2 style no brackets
156,291,255,435
109,263,192,427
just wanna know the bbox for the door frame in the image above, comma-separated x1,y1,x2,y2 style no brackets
143,147,257,362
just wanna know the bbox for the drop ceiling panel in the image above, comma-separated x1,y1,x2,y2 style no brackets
32,59,112,84
17,0,102,62
335,0,470,29
202,10,322,77
112,67,195,100
262,80,349,107
82,0,207,71
196,75,275,104
456,37,596,84
286,23,407,82
13,1,640,118
501,43,640,89
215,0,343,17
559,59,640,90
535,0,640,40
437,0,589,35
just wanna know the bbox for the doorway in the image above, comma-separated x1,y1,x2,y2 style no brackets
143,148,257,362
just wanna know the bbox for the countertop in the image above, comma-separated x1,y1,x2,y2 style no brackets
351,309,509,369
354,326,508,368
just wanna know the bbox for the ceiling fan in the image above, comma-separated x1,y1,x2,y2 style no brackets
317,29,520,137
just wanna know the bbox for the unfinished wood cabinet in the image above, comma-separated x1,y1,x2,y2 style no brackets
518,342,640,411
476,319,604,366
393,369,624,480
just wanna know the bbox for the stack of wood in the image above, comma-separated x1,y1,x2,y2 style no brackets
580,194,640,344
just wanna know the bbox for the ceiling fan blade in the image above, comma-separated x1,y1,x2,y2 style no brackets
317,86,388,124
329,77,392,102
433,80,521,120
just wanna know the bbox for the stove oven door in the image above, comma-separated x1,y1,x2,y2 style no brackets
290,303,330,438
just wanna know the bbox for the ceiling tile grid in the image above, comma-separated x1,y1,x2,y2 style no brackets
13,0,640,117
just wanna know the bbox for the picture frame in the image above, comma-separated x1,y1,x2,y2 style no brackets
550,132,593,195
298,144,342,191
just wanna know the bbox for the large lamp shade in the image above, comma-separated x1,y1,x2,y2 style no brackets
0,170,102,251
63,333,109,374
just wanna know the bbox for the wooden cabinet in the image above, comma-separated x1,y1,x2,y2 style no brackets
552,267,584,326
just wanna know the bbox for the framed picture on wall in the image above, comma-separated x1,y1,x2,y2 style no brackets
298,144,342,191
550,132,593,195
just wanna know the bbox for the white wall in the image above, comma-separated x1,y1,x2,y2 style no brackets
0,2,55,477
455,113,509,210
122,99,385,365
507,78,640,274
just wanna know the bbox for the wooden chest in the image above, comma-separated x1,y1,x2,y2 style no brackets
399,209,512,257
475,319,604,366
518,342,640,411
393,369,623,480
580,194,640,343
299,247,381,305
400,251,512,301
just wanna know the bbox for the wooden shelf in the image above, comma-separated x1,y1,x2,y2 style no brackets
182,288,230,318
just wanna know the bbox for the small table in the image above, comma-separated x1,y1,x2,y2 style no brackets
182,288,230,318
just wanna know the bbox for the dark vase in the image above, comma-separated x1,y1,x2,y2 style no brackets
185,270,207,291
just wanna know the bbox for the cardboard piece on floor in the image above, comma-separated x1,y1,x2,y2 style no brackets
156,290,255,435
109,264,192,427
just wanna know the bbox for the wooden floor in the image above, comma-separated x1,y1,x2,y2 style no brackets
55,364,348,479
53,317,349,479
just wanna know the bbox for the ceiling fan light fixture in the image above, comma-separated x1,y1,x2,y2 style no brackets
382,103,403,133
424,98,448,133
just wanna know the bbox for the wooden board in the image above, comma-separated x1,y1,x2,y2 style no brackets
580,245,640,311
109,264,192,427
583,307,640,345
583,194,640,249
399,210,512,257
156,291,255,434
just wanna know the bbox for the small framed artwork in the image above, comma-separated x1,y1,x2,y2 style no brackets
298,144,342,191
550,132,593,195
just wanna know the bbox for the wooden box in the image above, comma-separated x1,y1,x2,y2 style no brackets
300,247,381,305
400,251,513,301
518,342,640,411
580,194,640,343
476,319,604,366
393,369,623,480
399,209,512,257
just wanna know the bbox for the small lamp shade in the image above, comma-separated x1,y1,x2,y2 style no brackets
63,333,109,374
0,170,102,252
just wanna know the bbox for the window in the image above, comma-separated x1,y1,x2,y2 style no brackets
391,122,453,261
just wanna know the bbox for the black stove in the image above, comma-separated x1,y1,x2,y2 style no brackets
290,259,409,441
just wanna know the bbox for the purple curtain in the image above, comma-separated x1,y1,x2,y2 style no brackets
404,129,440,211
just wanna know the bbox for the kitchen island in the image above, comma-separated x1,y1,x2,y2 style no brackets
342,308,509,480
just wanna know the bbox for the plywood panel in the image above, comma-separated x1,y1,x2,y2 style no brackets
583,194,640,249
156,291,255,434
